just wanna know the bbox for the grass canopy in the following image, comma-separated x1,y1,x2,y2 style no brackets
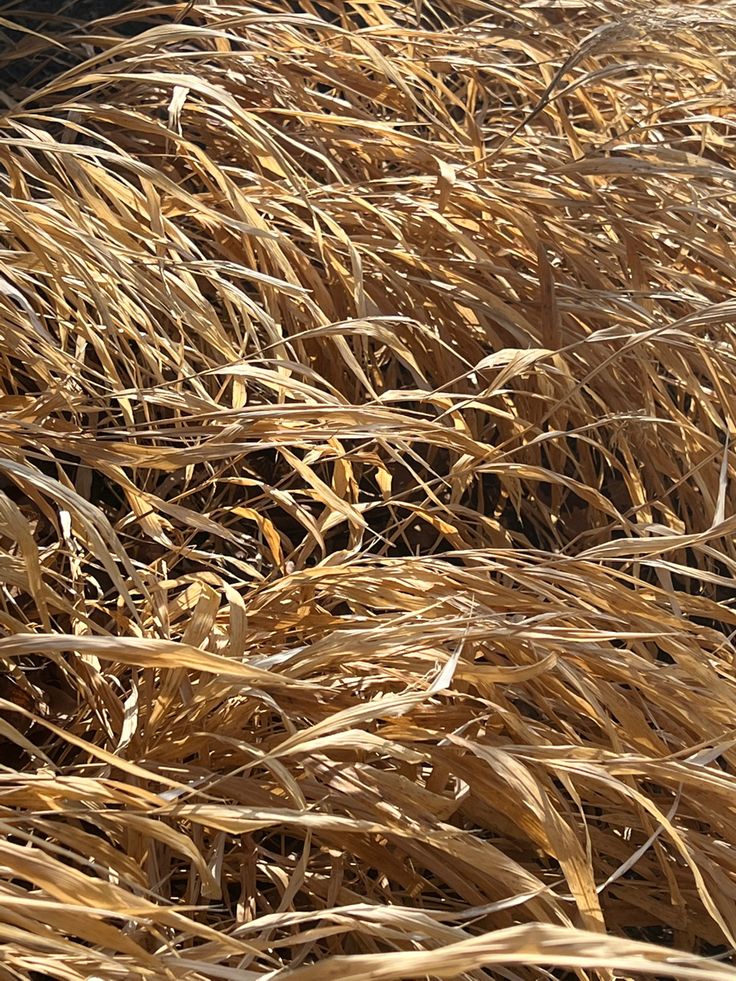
2,0,736,978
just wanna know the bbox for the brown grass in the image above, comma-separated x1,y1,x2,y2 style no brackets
1,0,736,977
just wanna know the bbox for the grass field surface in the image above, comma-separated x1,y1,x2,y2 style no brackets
1,1,736,978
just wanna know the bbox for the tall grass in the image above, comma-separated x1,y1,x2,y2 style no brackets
1,0,736,977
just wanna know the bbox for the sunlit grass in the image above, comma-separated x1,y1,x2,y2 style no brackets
1,1,736,978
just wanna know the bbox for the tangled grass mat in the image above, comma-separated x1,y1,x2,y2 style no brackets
2,0,736,977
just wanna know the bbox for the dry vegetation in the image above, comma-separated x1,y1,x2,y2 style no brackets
3,0,736,977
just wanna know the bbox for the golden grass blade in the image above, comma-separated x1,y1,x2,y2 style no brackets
278,923,736,981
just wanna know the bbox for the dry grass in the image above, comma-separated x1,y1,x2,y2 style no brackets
2,0,736,977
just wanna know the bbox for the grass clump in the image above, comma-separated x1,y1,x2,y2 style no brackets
1,0,736,978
